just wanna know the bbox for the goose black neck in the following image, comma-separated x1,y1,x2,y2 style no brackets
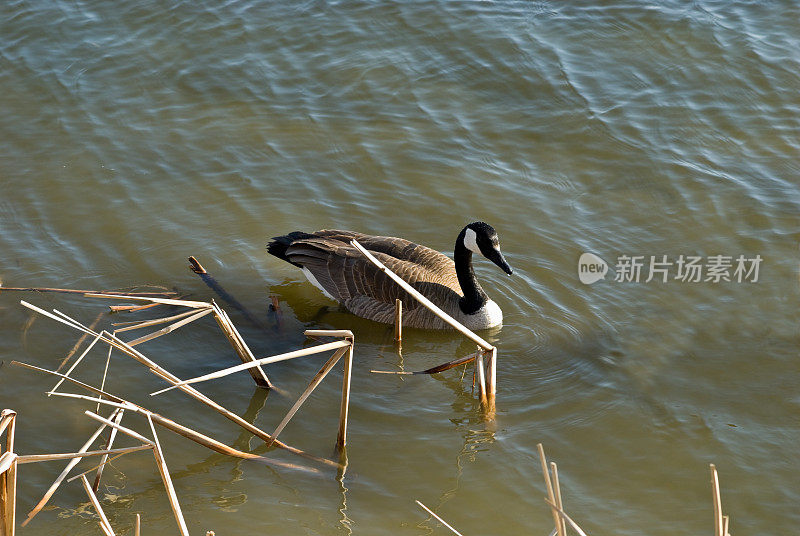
454,231,488,314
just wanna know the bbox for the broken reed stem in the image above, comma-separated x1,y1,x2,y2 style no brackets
84,294,209,308
97,330,116,413
66,448,149,484
80,475,116,536
266,346,348,448
370,352,481,375
84,411,155,446
22,408,122,527
301,330,355,453
147,415,189,536
0,288,176,297
57,311,105,372
17,445,153,465
93,409,125,492
13,361,331,472
544,499,589,536
113,308,207,332
211,303,273,389
51,332,103,394
126,307,214,347
0,409,16,439
108,302,161,313
711,464,723,536
151,339,351,395
0,452,17,474
0,410,17,536
336,337,354,452
415,500,465,536
551,461,568,536
14,303,335,466
475,353,488,407
394,299,402,342
350,240,494,352
486,347,497,412
134,513,141,536
538,444,565,536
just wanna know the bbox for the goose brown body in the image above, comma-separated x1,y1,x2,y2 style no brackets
267,224,511,330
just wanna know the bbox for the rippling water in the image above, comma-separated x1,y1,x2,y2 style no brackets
1,1,799,534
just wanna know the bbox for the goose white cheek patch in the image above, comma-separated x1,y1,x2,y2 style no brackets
463,228,481,254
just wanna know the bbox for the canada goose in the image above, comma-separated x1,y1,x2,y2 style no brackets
267,222,513,330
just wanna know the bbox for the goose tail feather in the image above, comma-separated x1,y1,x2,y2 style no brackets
266,231,315,267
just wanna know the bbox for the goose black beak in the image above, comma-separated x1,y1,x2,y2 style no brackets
488,248,513,275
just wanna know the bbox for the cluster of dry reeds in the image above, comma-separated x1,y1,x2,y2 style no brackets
413,444,734,536
0,244,506,534
1,285,358,535
2,252,735,536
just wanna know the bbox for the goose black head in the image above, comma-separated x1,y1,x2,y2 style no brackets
462,221,513,275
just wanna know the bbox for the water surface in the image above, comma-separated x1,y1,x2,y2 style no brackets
1,1,799,534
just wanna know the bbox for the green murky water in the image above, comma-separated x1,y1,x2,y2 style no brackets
1,1,799,534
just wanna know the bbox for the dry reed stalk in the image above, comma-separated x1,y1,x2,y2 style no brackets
92,409,124,492
0,288,176,297
151,340,352,395
218,306,269,367
543,499,589,536
723,515,730,536
710,464,723,536
0,458,15,536
51,332,103,394
0,453,17,474
0,410,14,438
415,500,464,536
112,309,208,332
474,354,488,407
80,475,115,536
350,240,494,352
83,411,155,447
0,450,18,536
84,294,209,308
19,302,335,466
82,395,322,472
370,352,480,375
134,513,140,536
17,302,332,465
485,347,497,411
125,307,214,347
187,256,207,274
211,303,272,389
394,299,402,342
108,302,161,313
146,415,189,536
17,445,153,465
266,347,348,448
551,461,567,536
336,338,354,452
57,311,105,372
21,408,122,527
97,331,116,414
0,411,16,536
66,447,152,485
304,329,354,338
537,444,565,536
14,361,330,472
